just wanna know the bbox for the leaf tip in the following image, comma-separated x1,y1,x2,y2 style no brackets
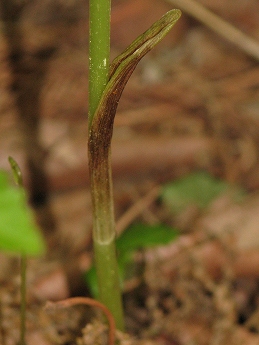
8,156,23,187
166,8,182,22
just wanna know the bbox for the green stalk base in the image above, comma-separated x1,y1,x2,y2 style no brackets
94,238,124,331
20,255,27,345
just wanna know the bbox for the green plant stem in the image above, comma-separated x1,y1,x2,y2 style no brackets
8,157,28,345
94,240,124,331
88,5,181,332
20,255,27,345
89,0,111,125
88,0,124,331
89,139,124,330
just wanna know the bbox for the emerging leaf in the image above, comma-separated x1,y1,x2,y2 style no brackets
0,171,45,255
161,171,246,212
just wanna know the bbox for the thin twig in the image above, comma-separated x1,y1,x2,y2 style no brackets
45,297,116,345
116,186,161,236
167,0,259,61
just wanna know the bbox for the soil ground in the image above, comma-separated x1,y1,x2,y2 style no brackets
1,0,259,344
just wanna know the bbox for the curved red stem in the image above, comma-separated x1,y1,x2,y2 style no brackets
45,297,115,345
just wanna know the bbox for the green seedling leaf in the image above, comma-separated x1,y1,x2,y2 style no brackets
116,223,179,251
161,171,246,212
0,170,45,255
85,223,179,297
117,223,179,282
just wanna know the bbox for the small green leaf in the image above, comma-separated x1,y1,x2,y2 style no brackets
116,223,179,252
117,223,178,282
161,171,245,212
0,171,45,255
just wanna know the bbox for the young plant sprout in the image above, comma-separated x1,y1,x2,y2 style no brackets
88,0,181,330
8,157,44,345
8,156,27,345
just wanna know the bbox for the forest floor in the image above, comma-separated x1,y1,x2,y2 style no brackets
1,0,259,344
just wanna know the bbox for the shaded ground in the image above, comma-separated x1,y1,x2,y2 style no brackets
1,0,259,344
